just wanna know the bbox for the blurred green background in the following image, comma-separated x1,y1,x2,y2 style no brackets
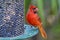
24,0,60,40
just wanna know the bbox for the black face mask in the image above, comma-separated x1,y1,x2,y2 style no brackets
32,8,37,14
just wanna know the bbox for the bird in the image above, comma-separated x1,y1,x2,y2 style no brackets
26,4,47,39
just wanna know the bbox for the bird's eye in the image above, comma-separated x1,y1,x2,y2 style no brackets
32,8,37,14
33,8,36,10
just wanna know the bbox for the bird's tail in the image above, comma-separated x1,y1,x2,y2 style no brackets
38,24,47,39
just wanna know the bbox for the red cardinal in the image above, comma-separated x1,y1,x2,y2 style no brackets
26,5,47,39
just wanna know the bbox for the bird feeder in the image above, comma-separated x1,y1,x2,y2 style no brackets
0,0,38,40
0,24,38,40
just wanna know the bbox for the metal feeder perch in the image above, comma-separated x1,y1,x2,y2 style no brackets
0,24,38,40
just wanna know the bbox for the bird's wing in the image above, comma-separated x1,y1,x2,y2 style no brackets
38,17,42,23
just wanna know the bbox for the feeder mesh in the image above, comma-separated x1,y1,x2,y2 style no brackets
0,0,24,37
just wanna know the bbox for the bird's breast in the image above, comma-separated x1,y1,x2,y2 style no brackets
26,13,39,26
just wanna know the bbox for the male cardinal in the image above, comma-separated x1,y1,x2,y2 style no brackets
26,5,47,39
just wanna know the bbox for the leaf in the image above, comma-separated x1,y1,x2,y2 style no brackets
24,0,31,14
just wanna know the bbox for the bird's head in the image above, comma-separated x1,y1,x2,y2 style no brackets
29,4,38,14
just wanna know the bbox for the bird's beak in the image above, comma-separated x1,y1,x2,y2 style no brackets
36,8,38,11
